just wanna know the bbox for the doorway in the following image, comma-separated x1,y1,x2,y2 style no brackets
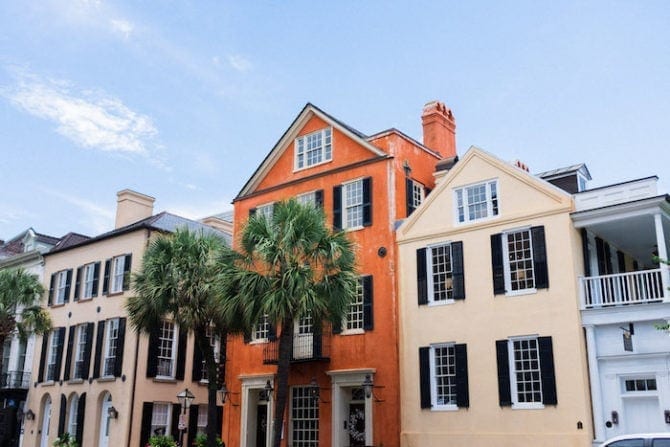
98,393,112,447
347,389,366,447
255,401,268,447
39,397,51,447
293,315,313,360
624,396,665,433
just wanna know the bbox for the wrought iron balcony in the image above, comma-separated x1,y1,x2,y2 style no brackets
580,269,666,309
263,330,331,364
0,371,31,389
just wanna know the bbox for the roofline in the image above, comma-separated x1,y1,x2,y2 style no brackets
0,250,43,269
570,194,670,223
45,225,155,256
579,175,659,193
367,128,442,159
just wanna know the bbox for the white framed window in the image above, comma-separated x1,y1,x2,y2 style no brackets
430,344,457,409
291,386,319,447
297,314,313,335
103,319,120,377
72,325,88,379
344,279,365,332
82,263,96,299
110,256,125,293
200,326,220,381
46,330,63,381
623,377,657,393
157,321,177,378
67,394,79,436
509,337,543,408
197,405,208,434
296,191,317,207
455,180,498,224
252,315,270,343
295,127,332,170
343,179,364,229
503,228,536,293
151,402,171,437
256,203,274,221
427,243,454,304
411,180,424,209
56,270,69,305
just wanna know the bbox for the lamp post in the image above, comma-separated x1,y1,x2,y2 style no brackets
176,388,195,447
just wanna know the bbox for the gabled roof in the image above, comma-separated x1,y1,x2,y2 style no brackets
212,210,234,223
235,103,388,199
367,128,442,159
537,163,591,181
0,228,61,259
47,211,231,255
51,233,90,252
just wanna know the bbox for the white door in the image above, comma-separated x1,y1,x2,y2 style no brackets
624,396,666,433
99,394,112,447
293,315,313,359
40,397,51,447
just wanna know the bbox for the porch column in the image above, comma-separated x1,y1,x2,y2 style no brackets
654,213,669,301
585,325,605,442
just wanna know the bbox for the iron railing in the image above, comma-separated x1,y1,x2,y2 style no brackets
0,371,31,389
263,329,331,364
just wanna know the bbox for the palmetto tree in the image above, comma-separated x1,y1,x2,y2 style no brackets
127,228,233,447
0,268,51,379
224,199,357,447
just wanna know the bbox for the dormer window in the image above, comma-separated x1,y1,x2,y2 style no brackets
295,128,332,170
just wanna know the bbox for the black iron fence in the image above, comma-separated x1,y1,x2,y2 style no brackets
263,328,331,364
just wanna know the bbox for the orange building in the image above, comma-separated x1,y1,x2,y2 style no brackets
224,101,455,447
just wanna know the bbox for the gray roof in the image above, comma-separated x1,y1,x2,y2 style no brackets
212,210,234,223
537,163,591,180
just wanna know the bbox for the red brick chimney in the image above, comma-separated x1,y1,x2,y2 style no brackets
422,100,456,158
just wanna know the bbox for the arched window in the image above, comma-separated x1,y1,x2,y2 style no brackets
68,394,79,437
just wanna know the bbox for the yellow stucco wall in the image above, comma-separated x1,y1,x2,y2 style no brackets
396,148,593,447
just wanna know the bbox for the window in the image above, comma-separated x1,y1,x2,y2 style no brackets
46,329,64,381
406,179,425,216
197,405,208,434
103,319,119,377
291,386,319,447
495,336,556,408
341,276,373,333
343,179,364,229
491,226,548,295
73,325,88,379
80,262,98,299
68,394,79,436
455,180,498,224
419,343,469,409
333,178,372,230
200,327,220,381
257,203,274,221
297,190,323,208
157,321,177,378
252,315,270,343
151,403,171,437
345,279,364,332
295,128,332,170
624,377,657,392
417,242,465,305
1,339,10,376
111,256,125,293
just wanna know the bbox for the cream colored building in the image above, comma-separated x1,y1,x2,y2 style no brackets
22,190,230,447
396,147,593,447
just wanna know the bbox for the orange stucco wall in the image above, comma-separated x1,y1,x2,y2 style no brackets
225,112,441,447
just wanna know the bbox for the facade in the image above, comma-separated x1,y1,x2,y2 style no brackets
396,147,593,447
21,190,231,447
0,229,60,447
224,101,452,447
570,176,670,443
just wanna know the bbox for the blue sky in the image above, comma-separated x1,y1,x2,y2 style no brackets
1,0,669,240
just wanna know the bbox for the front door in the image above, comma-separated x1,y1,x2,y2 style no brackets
39,397,51,447
624,396,666,433
255,402,268,447
99,394,112,447
293,315,313,359
347,389,366,447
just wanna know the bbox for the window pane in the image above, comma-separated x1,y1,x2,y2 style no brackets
343,180,363,228
433,345,456,405
506,230,535,291
430,244,453,302
291,386,319,447
345,278,365,330
157,321,175,377
512,338,542,403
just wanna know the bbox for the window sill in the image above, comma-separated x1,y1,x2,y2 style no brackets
505,288,537,298
454,214,500,227
98,376,117,382
67,378,85,384
154,376,177,383
41,381,55,387
249,339,268,345
341,329,364,336
50,303,66,308
427,299,455,307
512,403,545,410
293,158,333,173
77,297,94,302
344,226,365,233
106,290,124,297
431,404,459,412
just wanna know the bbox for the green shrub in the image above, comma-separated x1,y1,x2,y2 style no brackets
147,434,177,447
193,433,224,447
53,432,78,447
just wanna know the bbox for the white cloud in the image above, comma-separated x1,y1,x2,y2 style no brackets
228,54,252,73
110,18,134,39
43,189,114,234
3,71,160,158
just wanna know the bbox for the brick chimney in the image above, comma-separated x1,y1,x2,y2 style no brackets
422,100,456,158
115,189,155,229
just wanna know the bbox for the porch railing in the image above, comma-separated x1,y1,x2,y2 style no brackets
580,269,666,309
263,330,331,364
0,371,31,389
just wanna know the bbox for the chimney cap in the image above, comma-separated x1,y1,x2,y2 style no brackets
116,189,155,202
422,100,453,119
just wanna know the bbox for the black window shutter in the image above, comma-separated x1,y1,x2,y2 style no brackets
92,320,105,379
176,327,187,380
55,327,66,381
92,261,101,297
146,327,159,378
419,346,432,409
362,177,372,227
123,254,132,291
192,339,204,382
268,322,277,341
538,336,557,405
454,344,469,408
75,393,86,446
115,318,126,377
140,402,153,447
416,248,428,305
580,229,591,277
82,323,94,380
531,226,549,289
58,393,66,436
48,274,55,306
491,234,505,295
74,267,82,301
451,242,465,300
425,187,432,197
496,340,512,406
617,250,626,273
314,189,324,209
332,185,342,230
170,404,181,440
332,317,342,334
249,207,256,217
64,269,72,303
604,242,613,274
406,178,415,217
243,328,251,343
63,326,75,381
363,275,374,331
38,333,48,383
102,259,111,295
187,405,199,447
216,405,223,433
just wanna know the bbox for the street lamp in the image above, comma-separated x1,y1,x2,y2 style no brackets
176,388,195,447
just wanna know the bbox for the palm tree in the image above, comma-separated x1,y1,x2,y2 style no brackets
224,199,358,447
127,228,233,447
0,268,51,381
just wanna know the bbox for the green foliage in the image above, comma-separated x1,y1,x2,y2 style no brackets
193,433,224,447
53,432,78,447
147,434,177,447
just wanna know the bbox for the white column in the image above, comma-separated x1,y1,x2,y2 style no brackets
585,325,606,442
654,214,669,301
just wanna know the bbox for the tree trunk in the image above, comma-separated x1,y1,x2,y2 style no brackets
0,334,5,387
271,319,294,447
197,328,224,447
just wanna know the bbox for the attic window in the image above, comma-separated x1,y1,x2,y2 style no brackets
295,127,332,170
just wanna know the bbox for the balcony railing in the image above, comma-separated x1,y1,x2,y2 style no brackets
263,330,331,364
580,269,666,309
0,371,31,389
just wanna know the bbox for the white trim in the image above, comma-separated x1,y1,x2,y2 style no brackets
501,227,537,295
453,178,500,225
240,375,274,447
507,335,545,410
293,127,333,172
428,343,459,411
327,369,375,447
425,242,456,305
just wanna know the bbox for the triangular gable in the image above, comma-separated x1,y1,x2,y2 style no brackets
235,103,386,199
398,146,573,239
